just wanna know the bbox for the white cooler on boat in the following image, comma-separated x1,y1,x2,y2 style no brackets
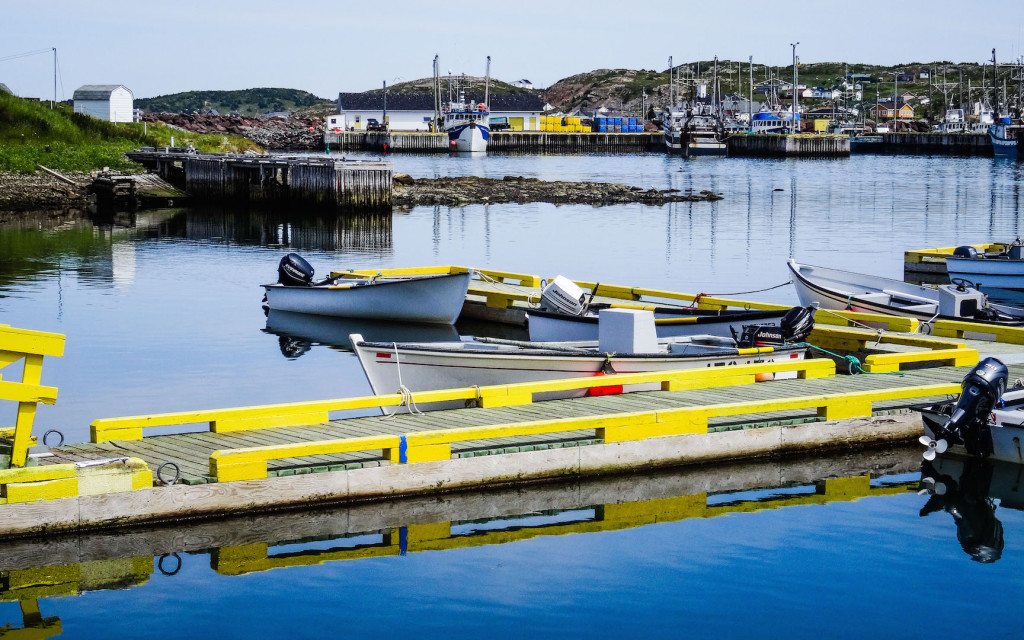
598,309,659,354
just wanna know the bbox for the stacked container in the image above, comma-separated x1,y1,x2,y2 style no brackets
539,115,593,133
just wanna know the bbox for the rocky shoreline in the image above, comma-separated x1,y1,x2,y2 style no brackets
0,171,722,215
393,175,723,208
0,172,89,218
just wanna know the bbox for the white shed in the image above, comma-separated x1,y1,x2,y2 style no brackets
73,85,134,122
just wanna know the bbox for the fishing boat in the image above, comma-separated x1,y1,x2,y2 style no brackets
442,101,490,152
351,307,813,409
662,103,727,157
262,254,472,324
787,259,1024,324
918,358,1024,467
527,305,789,342
946,241,1024,303
988,118,1021,159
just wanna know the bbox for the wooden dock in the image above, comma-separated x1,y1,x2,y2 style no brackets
324,131,663,153
727,134,851,158
861,133,992,156
125,149,393,210
88,172,189,211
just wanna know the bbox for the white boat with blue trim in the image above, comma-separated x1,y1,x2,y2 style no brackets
443,102,490,152
262,254,472,324
947,241,1024,303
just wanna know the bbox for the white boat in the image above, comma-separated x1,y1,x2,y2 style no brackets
527,305,790,342
262,254,472,324
918,358,1024,465
787,259,1024,324
443,103,490,152
264,309,460,355
351,307,814,410
946,242,1024,302
662,103,727,156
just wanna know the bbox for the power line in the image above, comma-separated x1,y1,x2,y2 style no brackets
0,48,52,64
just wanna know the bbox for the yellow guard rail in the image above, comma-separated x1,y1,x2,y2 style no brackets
0,324,65,468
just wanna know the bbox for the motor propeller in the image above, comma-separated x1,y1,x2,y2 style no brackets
919,434,949,461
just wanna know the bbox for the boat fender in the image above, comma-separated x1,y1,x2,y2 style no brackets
922,357,1007,460
587,370,622,397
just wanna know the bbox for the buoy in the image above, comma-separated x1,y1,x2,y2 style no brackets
587,371,623,396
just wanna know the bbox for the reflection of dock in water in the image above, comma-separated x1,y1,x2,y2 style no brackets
183,210,393,252
0,449,918,630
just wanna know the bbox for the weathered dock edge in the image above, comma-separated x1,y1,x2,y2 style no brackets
0,413,922,539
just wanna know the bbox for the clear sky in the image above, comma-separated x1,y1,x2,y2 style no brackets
3,0,1023,100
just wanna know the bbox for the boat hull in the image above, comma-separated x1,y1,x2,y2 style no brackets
989,127,1019,159
447,122,489,152
922,406,1024,464
353,338,806,410
947,257,1024,299
527,308,787,342
263,272,471,324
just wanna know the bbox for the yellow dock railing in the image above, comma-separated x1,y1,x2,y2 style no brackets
332,264,920,333
0,325,65,468
91,358,835,442
208,381,959,482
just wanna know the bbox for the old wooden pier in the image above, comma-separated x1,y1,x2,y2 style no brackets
325,131,663,153
125,149,393,210
727,134,851,158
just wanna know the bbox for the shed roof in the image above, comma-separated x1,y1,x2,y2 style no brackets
73,84,132,100
338,90,543,112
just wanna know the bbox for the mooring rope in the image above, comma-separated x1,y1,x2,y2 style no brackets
384,342,423,417
796,341,904,377
477,270,539,305
688,280,793,308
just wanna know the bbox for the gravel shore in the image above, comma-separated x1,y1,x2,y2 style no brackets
0,171,89,215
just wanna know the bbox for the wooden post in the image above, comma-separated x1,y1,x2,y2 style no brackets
11,354,44,467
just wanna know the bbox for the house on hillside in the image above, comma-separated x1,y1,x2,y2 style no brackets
333,90,544,131
802,86,840,100
72,85,134,122
869,101,915,121
512,79,534,89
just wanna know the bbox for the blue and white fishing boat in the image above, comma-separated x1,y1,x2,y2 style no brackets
947,242,1024,303
443,101,490,152
988,117,1021,159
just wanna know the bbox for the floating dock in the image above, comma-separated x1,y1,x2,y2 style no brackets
727,134,850,158
125,149,393,210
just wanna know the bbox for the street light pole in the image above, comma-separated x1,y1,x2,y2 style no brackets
790,42,799,134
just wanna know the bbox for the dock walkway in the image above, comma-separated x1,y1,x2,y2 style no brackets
44,365,971,485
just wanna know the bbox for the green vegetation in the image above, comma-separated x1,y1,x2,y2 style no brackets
0,93,261,173
136,88,332,115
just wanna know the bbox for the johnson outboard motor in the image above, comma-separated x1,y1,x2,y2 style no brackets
736,306,815,347
278,253,315,287
920,357,1007,460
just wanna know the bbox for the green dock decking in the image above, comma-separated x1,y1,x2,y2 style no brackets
41,364,977,485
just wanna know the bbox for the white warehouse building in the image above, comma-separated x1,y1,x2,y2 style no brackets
72,84,135,122
330,90,544,132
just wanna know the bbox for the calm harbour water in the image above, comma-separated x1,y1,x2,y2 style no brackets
2,153,1024,637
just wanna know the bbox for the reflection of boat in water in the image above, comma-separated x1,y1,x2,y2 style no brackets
264,309,460,356
918,456,1024,563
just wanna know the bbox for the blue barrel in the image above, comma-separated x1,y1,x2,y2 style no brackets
598,124,607,132
628,117,637,126
596,117,606,125
616,117,623,125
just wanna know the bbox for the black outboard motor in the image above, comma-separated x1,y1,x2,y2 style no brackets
919,459,1003,563
921,357,1007,460
736,306,815,347
953,245,980,259
278,253,315,287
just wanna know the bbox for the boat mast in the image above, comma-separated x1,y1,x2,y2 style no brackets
748,55,753,128
432,54,441,128
668,56,674,108
993,48,999,118
790,42,799,134
484,55,491,107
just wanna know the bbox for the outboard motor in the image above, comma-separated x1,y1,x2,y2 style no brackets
953,245,980,260
921,357,1007,460
736,306,815,347
278,253,315,287
540,275,587,316
1008,238,1024,261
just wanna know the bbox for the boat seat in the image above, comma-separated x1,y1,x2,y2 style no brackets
882,288,937,305
851,293,891,304
896,303,938,313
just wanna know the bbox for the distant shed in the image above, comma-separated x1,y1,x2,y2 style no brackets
73,84,134,122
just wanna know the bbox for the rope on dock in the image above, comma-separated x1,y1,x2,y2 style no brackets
689,281,793,308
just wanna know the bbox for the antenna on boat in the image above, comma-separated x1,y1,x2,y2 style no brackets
484,55,491,108
433,54,441,129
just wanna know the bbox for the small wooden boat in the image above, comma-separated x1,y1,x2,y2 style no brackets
527,305,789,342
351,307,814,410
262,254,472,324
787,259,1024,324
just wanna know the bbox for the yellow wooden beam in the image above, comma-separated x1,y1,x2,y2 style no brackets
0,380,59,405
210,434,401,482
862,348,979,373
11,354,44,467
930,319,1024,344
0,327,66,358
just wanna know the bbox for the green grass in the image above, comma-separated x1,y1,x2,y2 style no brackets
0,93,262,173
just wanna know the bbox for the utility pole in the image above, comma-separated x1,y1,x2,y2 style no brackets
790,42,799,134
52,47,57,108
382,80,387,128
748,55,753,128
484,55,491,107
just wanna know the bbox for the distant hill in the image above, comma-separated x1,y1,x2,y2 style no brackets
543,60,996,115
136,88,333,116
